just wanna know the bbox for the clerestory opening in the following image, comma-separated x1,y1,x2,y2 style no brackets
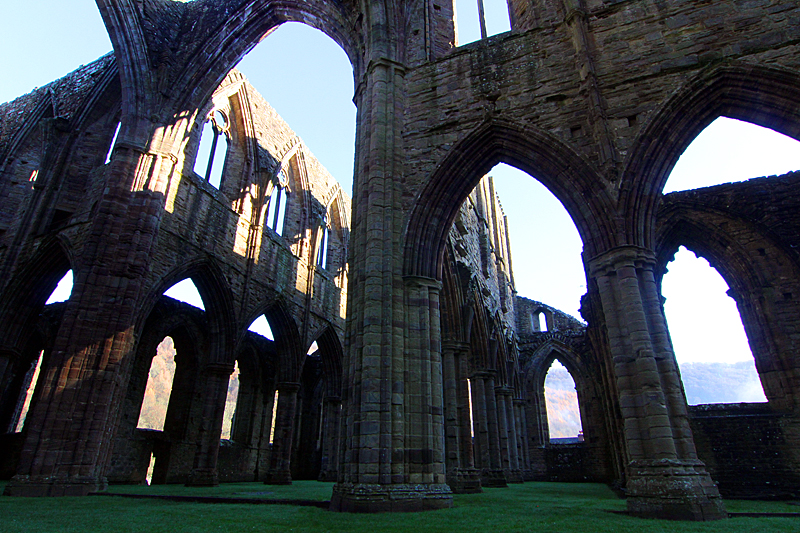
544,360,583,442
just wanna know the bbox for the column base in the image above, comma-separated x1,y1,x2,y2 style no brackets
3,474,107,497
480,469,508,488
447,468,482,494
505,469,524,483
185,468,219,487
264,469,292,485
625,459,727,521
318,469,338,482
330,483,453,512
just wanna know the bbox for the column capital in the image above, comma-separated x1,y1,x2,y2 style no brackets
587,245,656,278
471,370,497,380
204,362,235,376
403,275,443,290
494,386,515,397
277,381,301,394
442,340,470,353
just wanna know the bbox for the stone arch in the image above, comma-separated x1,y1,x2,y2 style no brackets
523,337,590,439
655,204,800,410
138,259,236,366
403,119,615,280
241,300,303,384
312,326,344,398
108,298,209,484
0,238,74,352
622,63,800,249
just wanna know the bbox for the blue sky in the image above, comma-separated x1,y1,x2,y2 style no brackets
8,2,800,381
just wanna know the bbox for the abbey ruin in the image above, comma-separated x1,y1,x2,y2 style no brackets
1,0,799,522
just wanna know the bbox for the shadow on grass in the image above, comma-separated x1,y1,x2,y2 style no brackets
0,481,798,533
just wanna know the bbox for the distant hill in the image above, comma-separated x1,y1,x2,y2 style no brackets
542,360,767,439
679,360,766,404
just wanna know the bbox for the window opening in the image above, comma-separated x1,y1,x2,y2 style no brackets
534,311,548,332
247,315,274,340
137,336,177,431
45,270,73,304
220,360,240,440
269,390,280,444
467,378,475,438
665,117,800,193
662,247,767,404
317,215,329,269
544,360,582,441
193,110,229,189
12,350,44,432
266,169,288,236
145,453,156,485
163,278,205,310
104,121,121,164
455,0,511,46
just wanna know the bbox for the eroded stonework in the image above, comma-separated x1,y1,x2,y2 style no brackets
1,0,799,521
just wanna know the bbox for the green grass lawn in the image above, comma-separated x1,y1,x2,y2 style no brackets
0,481,797,533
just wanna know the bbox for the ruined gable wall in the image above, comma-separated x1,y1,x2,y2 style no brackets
402,1,800,233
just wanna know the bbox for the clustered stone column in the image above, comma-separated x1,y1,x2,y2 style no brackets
4,140,179,497
186,362,234,486
442,342,481,493
470,370,507,487
318,395,341,481
588,246,726,520
265,382,300,485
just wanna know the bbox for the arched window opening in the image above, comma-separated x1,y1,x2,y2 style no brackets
104,121,121,164
163,278,205,310
45,270,73,305
235,22,356,197
317,215,329,269
247,314,274,340
544,360,582,441
533,311,548,332
455,0,511,46
485,164,586,318
265,169,288,236
269,390,280,444
664,117,800,194
307,340,319,355
137,336,177,431
11,350,44,433
193,110,230,189
662,247,767,404
467,378,475,437
220,360,240,440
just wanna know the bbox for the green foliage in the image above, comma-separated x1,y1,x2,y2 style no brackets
0,481,797,533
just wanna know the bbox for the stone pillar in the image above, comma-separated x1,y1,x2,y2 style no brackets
265,382,300,485
329,51,452,511
442,342,481,493
514,398,532,480
472,371,506,487
4,140,179,497
318,395,341,481
186,362,233,486
494,385,512,479
499,388,523,483
255,384,277,481
588,246,726,520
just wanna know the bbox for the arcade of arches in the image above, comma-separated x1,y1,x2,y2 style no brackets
1,0,800,522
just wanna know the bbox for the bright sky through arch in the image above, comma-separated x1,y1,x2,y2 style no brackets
6,3,800,372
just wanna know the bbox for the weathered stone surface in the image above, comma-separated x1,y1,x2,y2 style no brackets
1,0,800,521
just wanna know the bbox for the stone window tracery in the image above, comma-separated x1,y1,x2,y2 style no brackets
266,168,289,236
317,214,329,269
193,110,230,189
